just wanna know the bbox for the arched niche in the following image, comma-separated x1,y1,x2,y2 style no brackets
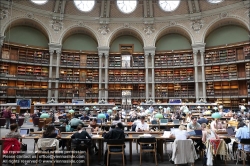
4,25,49,47
62,34,98,51
205,25,249,47
110,35,143,53
156,33,191,51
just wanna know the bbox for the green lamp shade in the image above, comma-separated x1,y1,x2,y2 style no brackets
116,106,118,109
93,106,96,109
107,109,112,114
98,113,106,119
85,107,89,111
113,107,117,111
166,107,171,111
69,109,74,114
197,106,201,109
219,105,223,109
212,112,221,119
159,106,163,109
213,107,218,110
140,107,144,111
40,113,50,118
183,107,189,113
155,113,163,119
145,109,149,114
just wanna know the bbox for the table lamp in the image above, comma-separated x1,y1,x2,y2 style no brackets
107,109,112,121
97,113,106,131
212,112,221,119
69,109,74,119
213,106,218,111
155,113,163,120
240,105,246,111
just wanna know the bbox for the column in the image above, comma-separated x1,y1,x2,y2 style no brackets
200,50,207,102
54,50,61,103
144,46,156,103
0,36,5,54
47,50,54,103
98,54,103,101
105,54,109,101
145,54,149,101
151,53,155,102
193,51,199,102
98,46,110,102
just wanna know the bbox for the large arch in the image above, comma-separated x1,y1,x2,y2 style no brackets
154,25,194,47
202,17,250,44
59,26,99,46
107,27,145,48
1,17,51,44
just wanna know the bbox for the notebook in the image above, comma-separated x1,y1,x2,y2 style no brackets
226,127,235,136
194,130,202,137
160,119,168,125
20,129,29,136
173,119,180,125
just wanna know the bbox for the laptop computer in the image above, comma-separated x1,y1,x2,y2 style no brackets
188,130,196,136
160,119,168,125
173,119,180,125
194,130,203,137
20,129,29,136
226,127,235,136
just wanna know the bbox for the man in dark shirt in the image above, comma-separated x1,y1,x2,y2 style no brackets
197,114,208,124
80,113,90,121
102,122,125,166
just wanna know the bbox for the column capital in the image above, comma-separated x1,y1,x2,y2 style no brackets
49,43,62,54
192,43,206,53
0,36,5,46
98,46,110,56
144,46,156,56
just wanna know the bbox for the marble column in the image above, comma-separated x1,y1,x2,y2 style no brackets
54,50,61,103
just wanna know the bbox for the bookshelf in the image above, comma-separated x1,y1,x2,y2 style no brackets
155,83,195,98
155,53,193,67
59,68,80,81
108,69,145,82
17,48,49,64
15,81,48,98
244,45,250,60
0,63,9,74
109,55,121,67
205,49,237,64
246,63,250,77
206,81,239,97
132,55,144,67
16,65,49,77
86,69,98,82
155,68,194,82
247,80,250,96
205,65,237,80
87,55,99,67
60,53,80,66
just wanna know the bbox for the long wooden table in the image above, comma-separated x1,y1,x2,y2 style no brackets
23,131,232,163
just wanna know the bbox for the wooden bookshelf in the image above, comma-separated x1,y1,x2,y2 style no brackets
16,65,49,77
205,49,237,64
246,63,250,78
109,55,121,67
207,81,239,97
59,83,84,98
244,45,250,60
86,69,98,82
132,55,144,67
0,80,7,97
0,63,9,74
247,80,250,96
60,68,80,81
87,55,99,67
60,53,80,66
205,65,237,80
108,69,145,82
155,68,194,82
155,83,195,98
15,81,48,97
155,53,193,67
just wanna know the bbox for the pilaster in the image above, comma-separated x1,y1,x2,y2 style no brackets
0,36,5,54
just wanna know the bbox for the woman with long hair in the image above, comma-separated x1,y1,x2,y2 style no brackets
201,123,219,143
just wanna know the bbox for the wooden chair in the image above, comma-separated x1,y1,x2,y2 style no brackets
237,138,250,166
106,139,125,166
138,137,157,166
71,139,89,166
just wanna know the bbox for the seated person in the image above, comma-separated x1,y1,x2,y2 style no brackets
80,112,90,121
185,113,192,123
69,115,84,129
43,125,61,138
187,117,201,131
5,123,24,139
112,114,121,126
235,121,250,152
170,125,190,140
135,116,149,132
201,123,219,143
60,114,69,124
230,114,238,121
88,118,99,132
102,122,125,166
210,119,224,132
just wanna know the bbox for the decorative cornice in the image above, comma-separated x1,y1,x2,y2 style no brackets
144,25,155,36
98,24,110,35
192,43,206,53
144,46,156,56
0,9,8,20
49,43,62,53
98,46,110,56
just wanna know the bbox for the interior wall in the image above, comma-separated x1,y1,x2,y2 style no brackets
110,35,143,53
156,33,191,51
4,26,49,47
62,34,98,51
205,25,249,47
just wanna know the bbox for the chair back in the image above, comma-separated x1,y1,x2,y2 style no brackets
107,139,125,145
37,138,58,151
240,138,250,145
138,137,156,143
57,126,66,132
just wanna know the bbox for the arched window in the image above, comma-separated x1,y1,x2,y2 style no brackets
74,0,95,12
117,0,137,14
158,0,180,12
207,0,224,4
31,0,48,5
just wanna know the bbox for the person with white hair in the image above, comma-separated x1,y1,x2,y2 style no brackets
170,125,190,140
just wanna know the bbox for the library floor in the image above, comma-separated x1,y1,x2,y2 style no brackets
0,123,247,166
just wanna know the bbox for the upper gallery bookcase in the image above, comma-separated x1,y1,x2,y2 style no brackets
155,52,193,67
